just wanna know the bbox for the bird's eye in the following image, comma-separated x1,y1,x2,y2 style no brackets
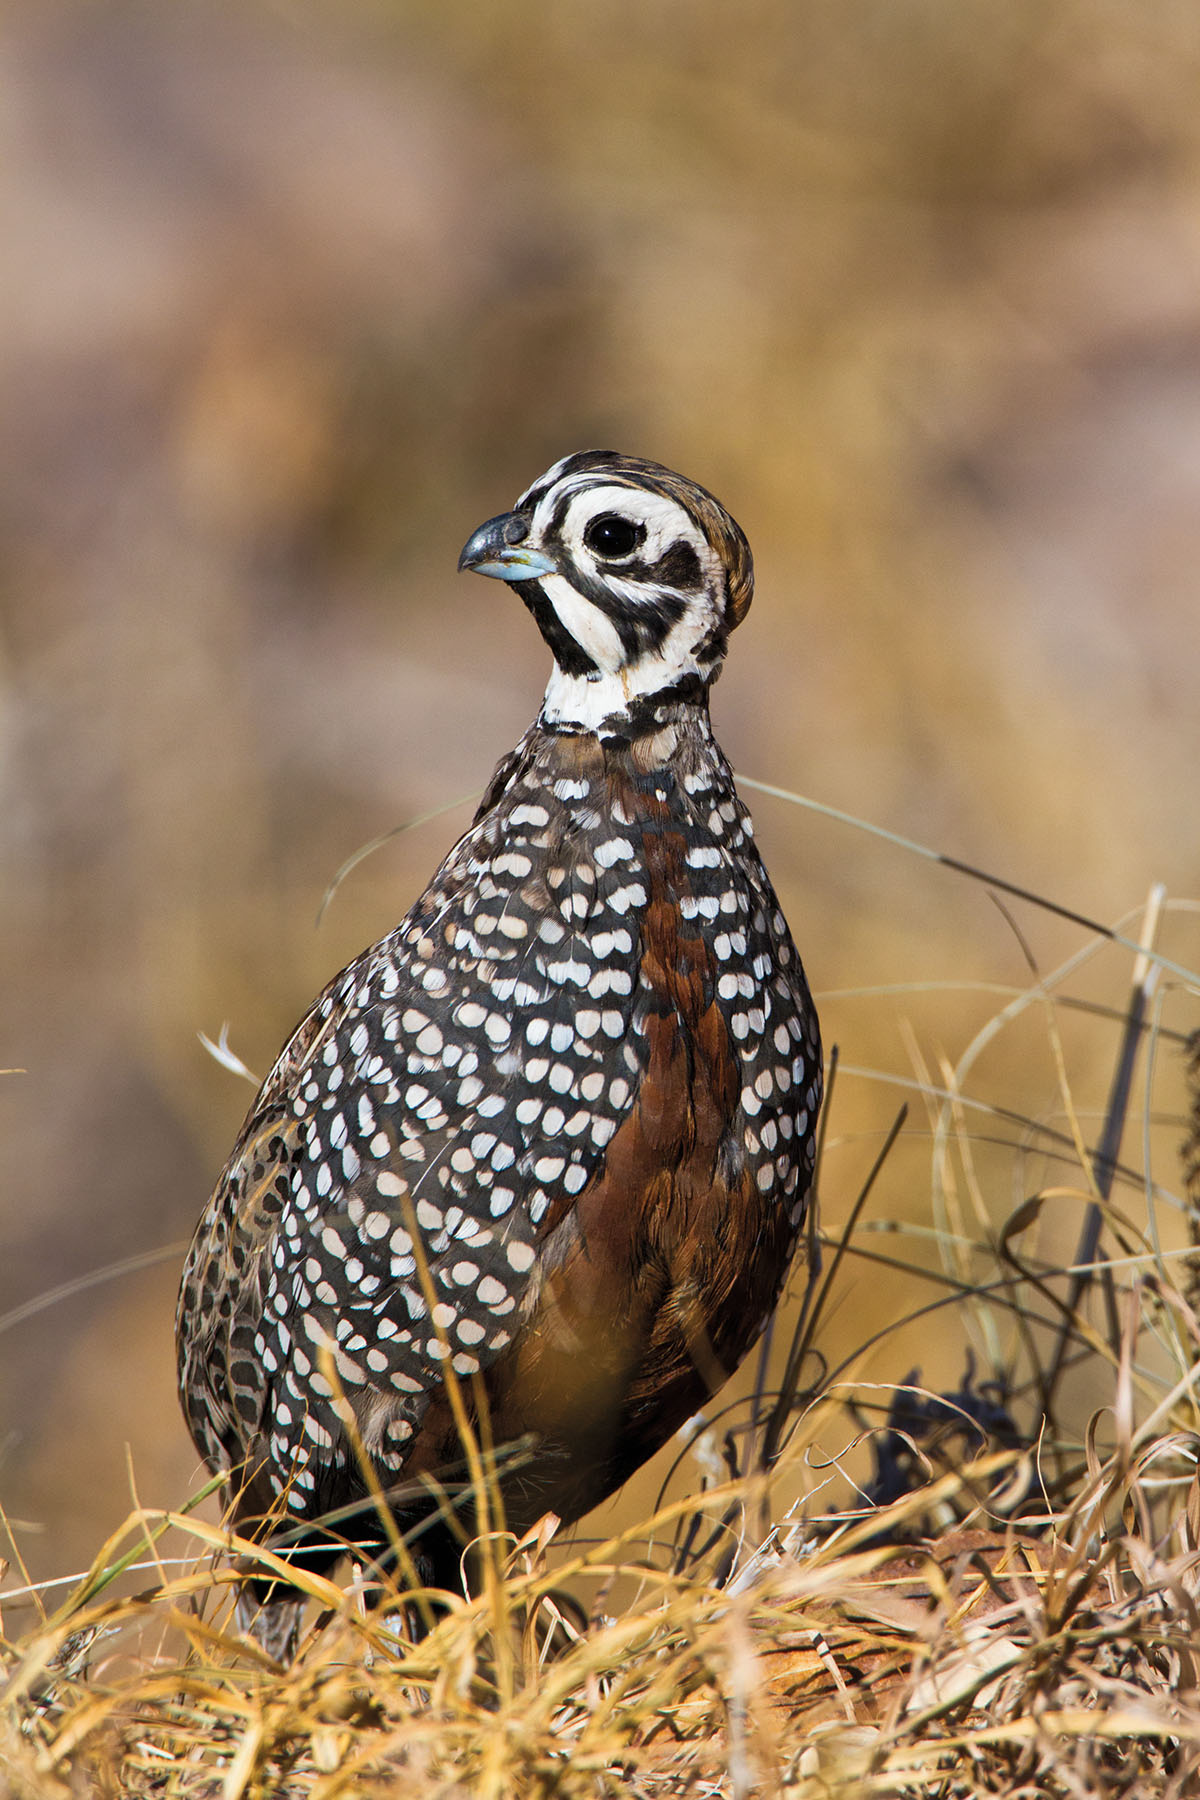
583,514,645,559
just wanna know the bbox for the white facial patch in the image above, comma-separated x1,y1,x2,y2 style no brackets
537,573,627,675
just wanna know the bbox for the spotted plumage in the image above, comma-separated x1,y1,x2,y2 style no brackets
176,450,822,1658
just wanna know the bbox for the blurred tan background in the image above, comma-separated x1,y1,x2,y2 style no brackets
2,0,1198,1592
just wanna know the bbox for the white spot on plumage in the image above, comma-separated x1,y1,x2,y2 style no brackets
594,836,634,868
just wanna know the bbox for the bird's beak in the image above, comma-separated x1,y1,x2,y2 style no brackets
458,511,556,581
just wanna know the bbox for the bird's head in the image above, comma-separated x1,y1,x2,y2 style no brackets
458,450,754,734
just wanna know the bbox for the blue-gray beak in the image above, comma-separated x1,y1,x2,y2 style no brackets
458,510,557,581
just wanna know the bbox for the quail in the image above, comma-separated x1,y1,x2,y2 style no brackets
176,450,823,1659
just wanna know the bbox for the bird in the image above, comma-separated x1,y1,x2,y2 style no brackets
176,450,823,1660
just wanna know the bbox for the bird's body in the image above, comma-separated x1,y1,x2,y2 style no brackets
177,452,822,1658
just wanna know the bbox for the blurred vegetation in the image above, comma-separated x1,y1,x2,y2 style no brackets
1,0,1198,1616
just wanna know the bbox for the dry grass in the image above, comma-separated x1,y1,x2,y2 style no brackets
4,1427,1199,1796
3,860,1199,1798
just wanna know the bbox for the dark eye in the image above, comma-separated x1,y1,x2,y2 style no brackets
583,514,644,559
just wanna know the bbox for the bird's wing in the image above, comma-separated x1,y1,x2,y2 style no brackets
176,780,653,1510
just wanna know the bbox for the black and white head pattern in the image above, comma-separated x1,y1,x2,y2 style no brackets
458,450,754,735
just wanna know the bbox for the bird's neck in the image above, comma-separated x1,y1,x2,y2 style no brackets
539,659,717,739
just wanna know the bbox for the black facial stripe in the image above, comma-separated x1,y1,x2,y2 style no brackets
509,577,601,679
548,489,576,536
517,451,625,514
555,450,626,482
613,544,703,597
544,466,652,539
547,557,692,659
616,588,690,656
517,481,551,513
645,540,702,591
693,617,730,666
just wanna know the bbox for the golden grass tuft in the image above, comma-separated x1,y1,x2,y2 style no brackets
5,1425,1200,1797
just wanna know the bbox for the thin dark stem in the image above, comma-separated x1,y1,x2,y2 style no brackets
1043,888,1164,1401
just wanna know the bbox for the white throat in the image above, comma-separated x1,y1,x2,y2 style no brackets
540,648,714,733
